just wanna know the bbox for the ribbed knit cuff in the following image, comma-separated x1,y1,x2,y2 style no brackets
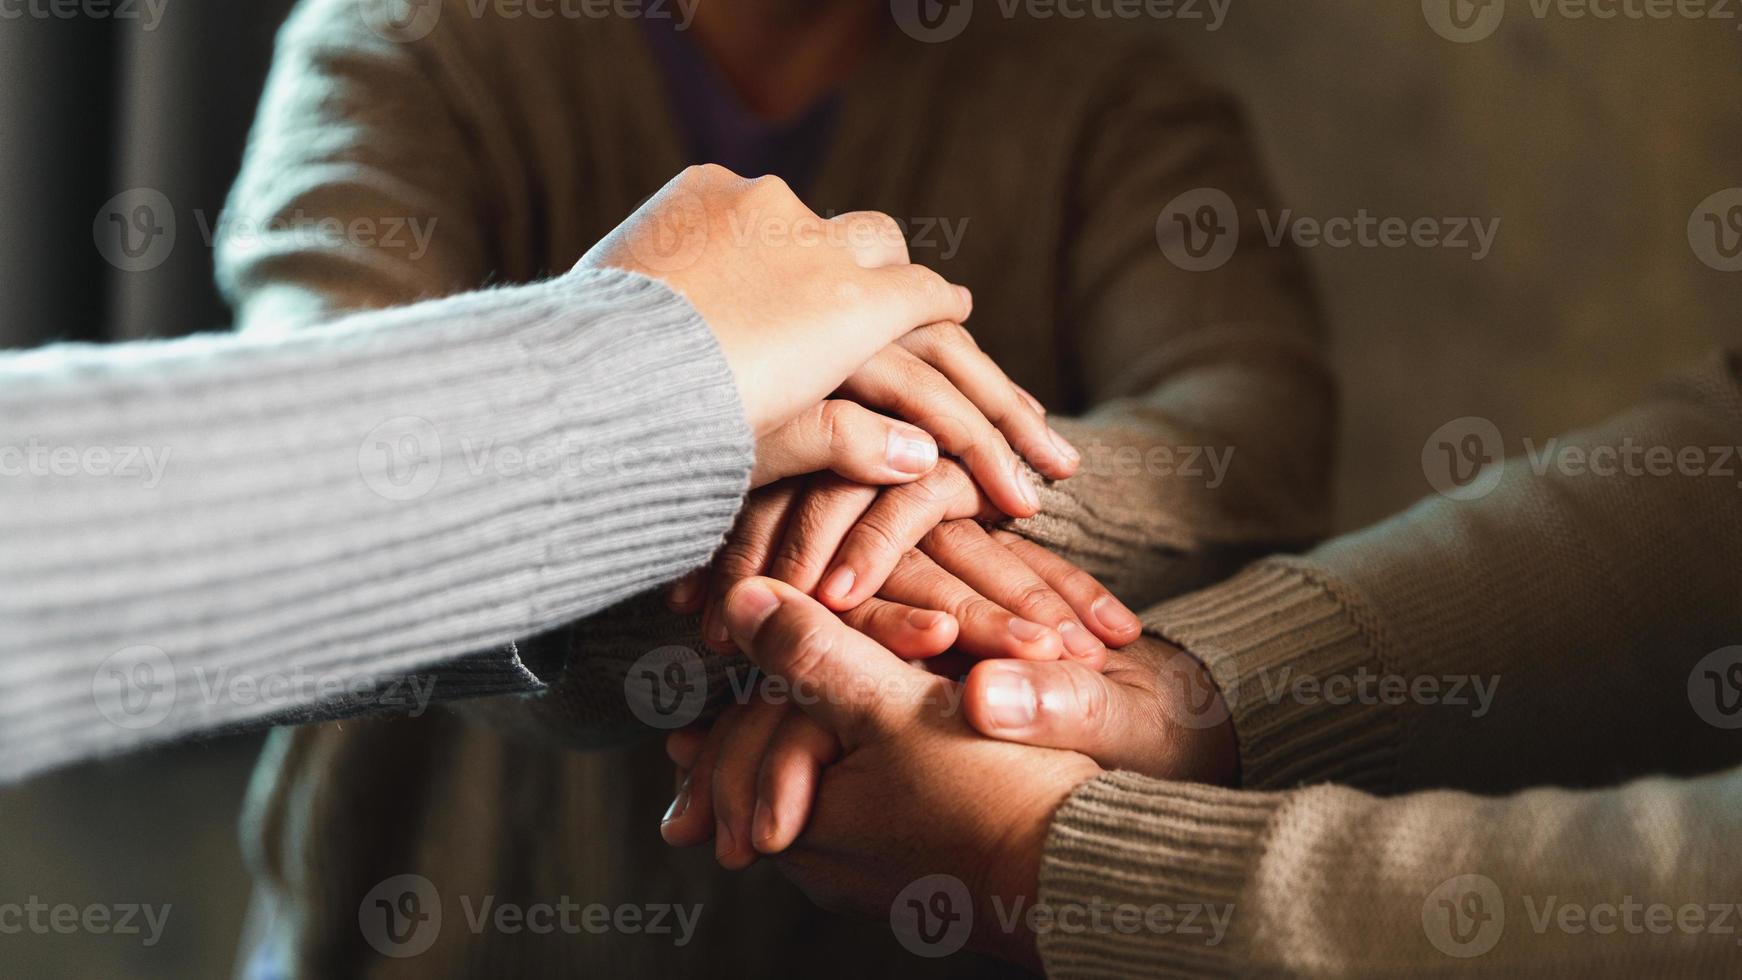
1140,559,1400,793
1039,772,1285,978
1000,418,1195,597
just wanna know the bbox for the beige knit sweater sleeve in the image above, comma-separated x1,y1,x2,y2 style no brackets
1003,52,1336,609
1039,352,1742,976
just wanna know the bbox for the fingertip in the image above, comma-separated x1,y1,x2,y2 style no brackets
660,775,704,846
817,565,859,610
914,608,960,652
715,819,757,870
892,608,958,658
964,661,1039,737
666,729,706,768
666,571,705,614
885,425,940,478
997,455,1043,518
701,601,738,654
1090,594,1143,644
722,577,784,644
1005,617,1065,661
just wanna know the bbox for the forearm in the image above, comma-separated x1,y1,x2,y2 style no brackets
0,269,752,781
1133,353,1742,797
1040,766,1742,977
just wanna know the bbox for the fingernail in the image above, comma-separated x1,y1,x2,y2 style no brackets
1007,617,1048,643
715,819,736,862
1015,466,1041,511
955,285,973,311
708,612,731,646
821,566,856,603
752,799,777,844
909,608,945,631
1092,595,1141,636
1058,620,1103,658
724,582,781,639
887,429,939,474
662,776,692,826
982,667,1037,731
1050,427,1080,463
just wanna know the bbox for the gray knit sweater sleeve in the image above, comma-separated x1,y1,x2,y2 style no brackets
0,267,752,782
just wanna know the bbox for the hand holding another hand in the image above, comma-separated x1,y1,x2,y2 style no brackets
579,164,1076,509
687,577,1107,970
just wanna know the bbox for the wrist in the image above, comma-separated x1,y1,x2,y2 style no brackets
972,756,1102,971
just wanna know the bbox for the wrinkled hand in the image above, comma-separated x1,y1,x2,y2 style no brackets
661,594,1229,884
960,632,1239,781
662,524,1140,865
677,577,1105,970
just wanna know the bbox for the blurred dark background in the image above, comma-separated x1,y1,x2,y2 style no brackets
2,1,1739,976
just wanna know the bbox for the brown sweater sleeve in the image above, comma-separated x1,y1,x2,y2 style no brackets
1002,50,1336,610
1038,352,1742,975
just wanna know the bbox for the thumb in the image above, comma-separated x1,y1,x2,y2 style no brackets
962,659,1153,770
722,577,932,745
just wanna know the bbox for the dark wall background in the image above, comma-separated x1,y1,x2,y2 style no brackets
1,2,1738,977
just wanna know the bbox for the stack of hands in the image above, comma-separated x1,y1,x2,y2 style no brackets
589,167,1239,966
